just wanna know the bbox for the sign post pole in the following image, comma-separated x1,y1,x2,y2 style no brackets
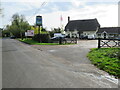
36,16,42,43
38,25,41,43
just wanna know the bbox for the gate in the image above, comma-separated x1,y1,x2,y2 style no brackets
98,38,120,48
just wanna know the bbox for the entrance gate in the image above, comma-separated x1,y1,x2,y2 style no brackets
98,38,120,48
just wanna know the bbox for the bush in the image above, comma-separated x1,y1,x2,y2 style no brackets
33,34,51,43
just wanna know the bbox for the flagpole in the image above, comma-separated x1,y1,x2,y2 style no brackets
60,15,63,30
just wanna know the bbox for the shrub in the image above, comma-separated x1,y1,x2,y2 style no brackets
33,34,51,43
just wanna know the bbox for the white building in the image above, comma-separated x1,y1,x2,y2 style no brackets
96,27,120,39
64,18,100,39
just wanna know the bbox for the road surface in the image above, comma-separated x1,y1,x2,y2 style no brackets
2,39,118,88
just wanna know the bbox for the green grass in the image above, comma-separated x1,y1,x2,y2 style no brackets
18,38,74,45
87,48,120,78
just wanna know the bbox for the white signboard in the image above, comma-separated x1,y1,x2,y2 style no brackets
25,30,34,36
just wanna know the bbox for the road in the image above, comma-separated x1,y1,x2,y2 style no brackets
2,39,118,88
0,38,2,89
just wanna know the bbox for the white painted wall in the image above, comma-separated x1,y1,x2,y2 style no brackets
65,30,97,38
83,31,96,36
65,30,79,38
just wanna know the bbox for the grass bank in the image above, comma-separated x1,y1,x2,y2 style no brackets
87,48,120,78
18,38,74,45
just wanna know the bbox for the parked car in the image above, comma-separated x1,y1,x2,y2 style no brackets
80,35,88,39
54,33,65,38
50,36,65,41
88,35,95,39
10,36,16,39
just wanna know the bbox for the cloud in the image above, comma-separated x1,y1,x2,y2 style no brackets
2,0,120,2
40,2,118,30
69,4,118,27
0,1,118,29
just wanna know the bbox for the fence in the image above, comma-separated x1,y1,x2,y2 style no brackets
98,38,120,48
63,38,77,44
51,37,77,44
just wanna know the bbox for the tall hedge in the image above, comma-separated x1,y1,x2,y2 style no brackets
33,34,51,43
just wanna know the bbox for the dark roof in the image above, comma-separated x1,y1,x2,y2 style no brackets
97,27,120,34
65,18,100,31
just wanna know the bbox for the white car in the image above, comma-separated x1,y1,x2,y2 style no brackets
88,35,95,39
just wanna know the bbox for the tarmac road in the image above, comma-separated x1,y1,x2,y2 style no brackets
2,39,118,88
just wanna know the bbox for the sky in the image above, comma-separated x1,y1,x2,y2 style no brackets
0,0,119,30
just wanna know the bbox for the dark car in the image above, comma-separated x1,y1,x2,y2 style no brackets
50,37,67,44
10,36,16,39
51,36,65,40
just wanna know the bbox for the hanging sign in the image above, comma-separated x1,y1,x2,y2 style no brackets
36,16,42,26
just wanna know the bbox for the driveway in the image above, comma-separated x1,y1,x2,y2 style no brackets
3,39,118,88
31,40,118,88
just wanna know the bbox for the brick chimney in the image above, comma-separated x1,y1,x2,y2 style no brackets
68,16,70,22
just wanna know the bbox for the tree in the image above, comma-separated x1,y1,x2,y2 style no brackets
31,26,48,34
49,27,62,37
6,14,30,39
2,25,10,37
52,27,61,33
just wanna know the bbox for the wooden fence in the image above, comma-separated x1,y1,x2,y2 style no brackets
52,37,77,44
98,38,120,48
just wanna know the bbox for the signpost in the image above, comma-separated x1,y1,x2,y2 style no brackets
27,30,34,36
36,16,42,26
36,16,42,43
25,30,34,39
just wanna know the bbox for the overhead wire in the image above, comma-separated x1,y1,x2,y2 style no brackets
27,1,47,21
2,1,48,29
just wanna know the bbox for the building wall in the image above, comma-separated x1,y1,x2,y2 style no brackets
97,33,119,39
65,30,97,38
65,30,79,38
82,31,96,36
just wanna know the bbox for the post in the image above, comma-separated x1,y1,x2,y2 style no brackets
75,36,77,44
59,37,62,44
38,25,41,43
36,15,42,43
98,38,101,48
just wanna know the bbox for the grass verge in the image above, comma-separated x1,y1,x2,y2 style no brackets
18,38,75,45
87,48,120,78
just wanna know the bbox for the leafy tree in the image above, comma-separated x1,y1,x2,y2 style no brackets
49,27,62,37
52,27,61,33
31,26,38,34
5,14,30,39
31,26,48,34
2,26,10,37
0,7,3,15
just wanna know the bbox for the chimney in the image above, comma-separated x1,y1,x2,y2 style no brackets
68,16,70,22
